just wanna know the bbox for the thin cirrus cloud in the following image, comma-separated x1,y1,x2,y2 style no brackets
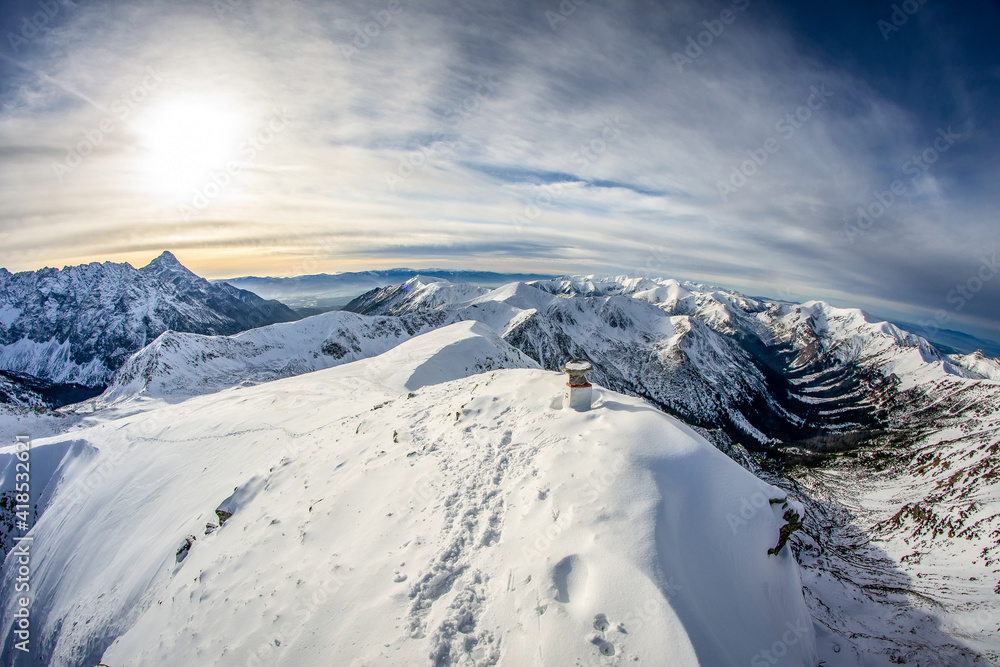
0,0,997,341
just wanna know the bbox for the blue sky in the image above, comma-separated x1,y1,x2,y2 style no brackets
0,0,998,342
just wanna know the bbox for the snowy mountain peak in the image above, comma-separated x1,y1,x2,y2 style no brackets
141,250,184,271
139,250,204,288
402,274,448,288
0,254,299,389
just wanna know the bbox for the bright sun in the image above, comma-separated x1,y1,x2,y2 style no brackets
136,94,247,201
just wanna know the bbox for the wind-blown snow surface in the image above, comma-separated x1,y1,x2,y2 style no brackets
0,323,817,666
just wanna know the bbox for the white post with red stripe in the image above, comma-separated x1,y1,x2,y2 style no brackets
562,359,594,411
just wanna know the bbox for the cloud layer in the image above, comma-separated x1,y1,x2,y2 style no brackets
0,0,998,340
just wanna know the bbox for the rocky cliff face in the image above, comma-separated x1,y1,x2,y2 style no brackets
0,252,299,389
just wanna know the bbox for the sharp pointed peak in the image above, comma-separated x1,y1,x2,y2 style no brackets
142,251,188,270
149,250,180,265
141,251,200,279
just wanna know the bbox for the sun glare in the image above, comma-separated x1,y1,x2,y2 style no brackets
135,94,248,201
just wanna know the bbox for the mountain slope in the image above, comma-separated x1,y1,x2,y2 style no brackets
779,372,1000,664
98,310,430,405
99,317,538,405
0,252,298,389
0,324,817,666
0,271,993,663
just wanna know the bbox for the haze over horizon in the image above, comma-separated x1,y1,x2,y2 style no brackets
1,0,998,340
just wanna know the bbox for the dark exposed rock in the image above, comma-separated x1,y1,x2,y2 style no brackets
0,252,299,395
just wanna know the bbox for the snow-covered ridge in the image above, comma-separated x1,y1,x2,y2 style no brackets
102,274,776,442
538,275,999,388
99,310,425,405
531,275,996,372
340,274,996,444
0,323,817,666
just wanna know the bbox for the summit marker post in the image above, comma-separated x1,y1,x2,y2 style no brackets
562,359,594,411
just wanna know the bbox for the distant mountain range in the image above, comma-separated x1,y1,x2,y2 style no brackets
218,269,554,312
889,319,1000,358
341,275,999,450
0,251,298,396
222,270,1000,357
